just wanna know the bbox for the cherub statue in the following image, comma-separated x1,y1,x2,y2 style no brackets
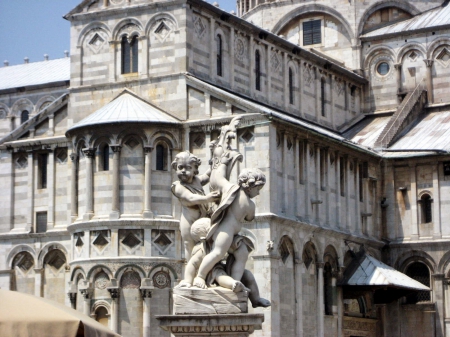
171,151,220,261
193,168,266,289
176,217,271,308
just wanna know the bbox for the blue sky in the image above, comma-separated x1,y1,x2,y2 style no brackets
0,0,236,66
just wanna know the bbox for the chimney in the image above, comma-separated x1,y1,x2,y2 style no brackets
24,57,29,64
3,60,8,67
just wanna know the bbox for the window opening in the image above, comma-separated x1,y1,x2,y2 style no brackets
377,62,390,76
95,307,109,327
289,68,294,105
321,78,326,117
420,194,432,223
38,153,48,189
324,263,333,315
444,161,450,176
121,35,138,74
156,144,166,171
21,110,29,124
217,34,223,77
255,50,261,91
36,211,47,233
405,262,430,303
303,20,321,46
102,145,109,171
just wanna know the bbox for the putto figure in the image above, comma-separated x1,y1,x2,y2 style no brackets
171,151,220,261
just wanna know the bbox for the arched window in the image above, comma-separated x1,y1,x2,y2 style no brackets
121,35,138,74
255,50,261,91
324,262,333,315
95,306,109,327
217,34,223,77
156,144,166,171
289,68,294,105
102,145,109,171
420,194,432,223
21,110,29,124
321,78,326,117
405,262,431,303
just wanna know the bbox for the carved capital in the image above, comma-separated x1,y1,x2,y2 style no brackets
110,145,122,153
144,146,153,154
394,63,402,70
82,148,95,158
107,287,120,299
140,288,153,299
79,288,92,299
424,59,434,68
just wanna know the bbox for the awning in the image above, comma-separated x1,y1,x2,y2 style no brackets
339,253,430,304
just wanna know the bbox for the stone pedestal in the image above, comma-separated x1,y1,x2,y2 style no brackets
156,313,264,336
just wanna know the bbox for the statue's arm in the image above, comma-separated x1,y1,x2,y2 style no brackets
244,201,256,222
198,167,212,186
173,184,216,206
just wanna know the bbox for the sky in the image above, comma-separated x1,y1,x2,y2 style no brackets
0,0,236,66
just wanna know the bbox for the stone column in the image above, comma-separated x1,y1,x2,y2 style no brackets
330,75,335,129
304,141,311,222
70,153,78,222
48,149,55,228
394,63,402,102
325,149,331,227
47,114,54,136
432,162,442,239
110,145,121,220
140,36,148,77
34,268,43,297
345,156,351,232
80,288,92,316
107,282,120,333
424,59,434,104
266,44,271,102
210,17,216,79
249,37,255,96
141,284,154,337
335,152,341,229
410,164,419,240
294,137,300,217
315,145,321,224
82,148,95,221
337,268,344,337
315,67,321,122
109,41,117,82
143,147,153,219
204,93,211,117
433,274,445,337
283,52,288,109
27,150,34,232
294,258,304,337
298,61,304,117
230,29,235,89
355,159,361,234
317,262,325,337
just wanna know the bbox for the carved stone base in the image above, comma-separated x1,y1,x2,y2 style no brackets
173,287,248,314
156,314,264,336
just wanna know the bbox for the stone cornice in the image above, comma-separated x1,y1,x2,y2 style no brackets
67,218,180,233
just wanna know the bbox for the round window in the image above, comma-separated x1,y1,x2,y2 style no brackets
377,62,390,76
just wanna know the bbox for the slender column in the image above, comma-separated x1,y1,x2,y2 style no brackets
82,148,95,220
282,132,288,215
298,61,304,117
294,258,303,337
424,59,434,104
109,41,117,81
8,116,16,132
345,156,351,232
204,93,211,117
70,153,78,222
266,44,271,102
345,83,351,120
283,52,288,109
141,287,153,337
355,159,361,234
143,147,153,219
330,75,335,128
304,141,311,222
409,164,419,240
394,64,402,102
335,152,341,229
433,162,442,239
34,268,43,297
80,288,92,316
294,137,300,217
337,268,344,337
315,67,321,121
184,127,190,152
48,114,54,136
433,274,445,337
110,145,121,219
315,145,321,224
325,149,331,227
230,29,235,89
27,150,34,232
249,37,254,95
107,285,119,333
317,262,325,337
48,150,55,228
171,149,180,218
210,17,216,79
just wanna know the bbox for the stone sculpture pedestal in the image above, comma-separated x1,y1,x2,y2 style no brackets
156,313,264,336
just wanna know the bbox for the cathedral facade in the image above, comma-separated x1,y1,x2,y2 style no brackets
1,0,450,336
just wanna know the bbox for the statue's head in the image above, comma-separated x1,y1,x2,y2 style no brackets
238,168,266,198
171,151,201,184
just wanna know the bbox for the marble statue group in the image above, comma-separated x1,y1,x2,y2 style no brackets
171,116,270,309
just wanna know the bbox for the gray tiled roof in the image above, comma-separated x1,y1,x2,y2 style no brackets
67,89,180,132
362,2,450,38
0,58,70,90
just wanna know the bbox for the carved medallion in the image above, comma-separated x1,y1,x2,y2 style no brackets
153,270,171,289
234,37,246,61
